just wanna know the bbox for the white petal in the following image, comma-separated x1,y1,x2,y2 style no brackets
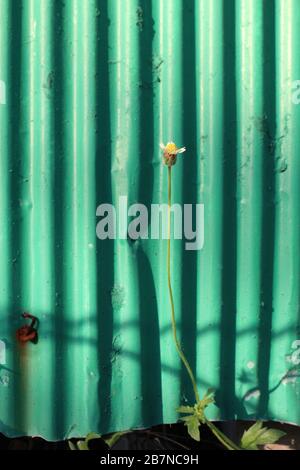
159,143,166,150
176,147,186,154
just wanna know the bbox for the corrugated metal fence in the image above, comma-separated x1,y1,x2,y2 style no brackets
0,0,299,440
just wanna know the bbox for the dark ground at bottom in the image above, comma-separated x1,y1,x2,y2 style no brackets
0,421,299,450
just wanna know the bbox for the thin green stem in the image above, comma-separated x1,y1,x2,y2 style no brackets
167,166,200,403
205,420,241,451
167,165,240,451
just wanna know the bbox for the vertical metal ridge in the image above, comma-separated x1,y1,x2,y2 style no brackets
181,0,198,407
195,0,224,418
60,0,98,436
15,0,55,434
0,0,12,430
8,0,23,433
153,0,184,424
219,0,238,419
268,0,300,421
108,0,143,431
235,0,264,415
95,0,114,435
151,0,170,425
137,0,163,428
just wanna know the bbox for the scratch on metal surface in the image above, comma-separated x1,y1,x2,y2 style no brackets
136,6,144,32
111,286,126,311
244,389,261,401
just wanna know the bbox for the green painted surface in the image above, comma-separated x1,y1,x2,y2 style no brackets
0,0,299,440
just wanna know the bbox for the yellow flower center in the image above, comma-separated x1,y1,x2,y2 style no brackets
165,142,177,154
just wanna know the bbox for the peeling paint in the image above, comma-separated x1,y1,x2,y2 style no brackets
244,389,261,401
247,361,255,370
276,157,288,173
110,334,123,363
0,341,6,365
282,369,299,385
282,376,297,385
111,286,126,311
0,374,9,387
136,6,143,32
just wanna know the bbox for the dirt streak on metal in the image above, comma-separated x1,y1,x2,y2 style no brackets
17,342,29,432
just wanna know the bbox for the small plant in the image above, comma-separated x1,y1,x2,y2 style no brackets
161,141,285,451
71,143,287,451
69,432,125,451
69,433,102,450
239,421,286,450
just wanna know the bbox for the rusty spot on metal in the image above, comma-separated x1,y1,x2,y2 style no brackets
16,313,39,344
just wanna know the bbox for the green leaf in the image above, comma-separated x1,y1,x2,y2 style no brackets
68,441,77,451
104,432,127,448
240,421,286,450
77,440,89,450
85,432,102,443
240,421,263,449
68,433,104,451
180,415,194,422
255,428,286,447
185,416,201,442
177,406,194,414
200,393,215,408
203,388,216,398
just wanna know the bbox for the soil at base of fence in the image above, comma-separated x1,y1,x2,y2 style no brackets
0,421,299,450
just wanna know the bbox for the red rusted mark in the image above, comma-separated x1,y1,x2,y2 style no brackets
16,313,39,344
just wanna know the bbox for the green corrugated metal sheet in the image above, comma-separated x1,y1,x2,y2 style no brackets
0,0,299,440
